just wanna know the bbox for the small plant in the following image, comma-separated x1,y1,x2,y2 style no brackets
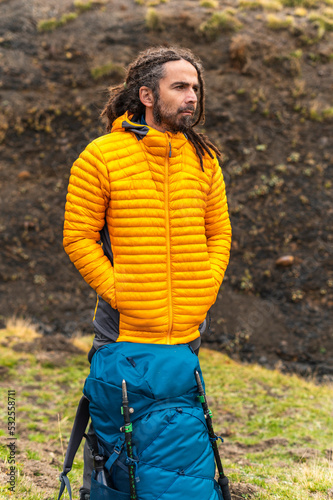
74,0,105,12
309,11,333,28
292,79,307,97
294,6,307,15
290,49,303,58
148,0,168,5
287,151,300,162
37,12,78,32
266,13,294,29
281,0,319,6
74,0,94,11
90,62,125,80
37,17,60,32
26,449,41,460
249,184,269,198
145,7,163,30
200,10,243,38
291,289,304,302
308,104,333,121
275,163,287,173
239,0,282,10
200,0,219,7
323,107,333,119
308,11,333,38
239,0,262,8
323,6,333,17
240,269,254,292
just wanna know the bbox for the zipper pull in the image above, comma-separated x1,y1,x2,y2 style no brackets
169,142,172,158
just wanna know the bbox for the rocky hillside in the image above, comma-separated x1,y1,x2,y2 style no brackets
0,0,332,378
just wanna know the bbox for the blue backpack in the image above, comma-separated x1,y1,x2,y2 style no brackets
58,342,230,500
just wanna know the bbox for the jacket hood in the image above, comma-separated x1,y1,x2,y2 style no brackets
111,111,188,152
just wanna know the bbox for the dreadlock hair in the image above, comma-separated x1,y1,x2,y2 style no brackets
101,46,221,170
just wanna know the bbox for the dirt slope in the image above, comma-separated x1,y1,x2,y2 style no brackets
0,0,332,378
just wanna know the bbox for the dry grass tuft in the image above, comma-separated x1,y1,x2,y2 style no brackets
71,333,94,353
230,34,252,69
90,62,125,80
200,0,219,8
240,0,283,11
0,317,41,344
37,12,78,32
145,7,164,30
266,12,294,29
200,9,243,38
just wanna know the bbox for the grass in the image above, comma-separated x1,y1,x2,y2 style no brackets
135,0,168,4
145,7,164,30
37,1,105,32
90,62,125,80
266,13,294,29
0,319,332,499
200,9,243,38
200,0,219,8
308,103,333,121
239,0,283,11
37,12,78,32
74,0,105,12
308,11,333,35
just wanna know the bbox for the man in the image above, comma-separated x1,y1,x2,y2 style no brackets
63,46,231,500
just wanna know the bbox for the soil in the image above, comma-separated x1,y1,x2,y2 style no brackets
0,0,332,380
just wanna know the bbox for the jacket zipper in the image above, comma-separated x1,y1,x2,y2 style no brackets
165,140,173,344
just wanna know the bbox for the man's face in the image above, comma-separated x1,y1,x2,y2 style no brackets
152,59,199,133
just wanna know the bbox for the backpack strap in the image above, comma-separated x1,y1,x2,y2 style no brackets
105,435,125,472
58,395,90,500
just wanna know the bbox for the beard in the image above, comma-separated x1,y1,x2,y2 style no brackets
153,95,195,133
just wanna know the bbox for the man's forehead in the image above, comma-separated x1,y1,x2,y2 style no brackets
162,59,199,83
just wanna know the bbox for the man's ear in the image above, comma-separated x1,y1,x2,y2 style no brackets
139,86,154,108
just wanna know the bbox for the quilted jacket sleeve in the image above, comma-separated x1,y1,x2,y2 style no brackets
205,157,232,297
63,141,117,309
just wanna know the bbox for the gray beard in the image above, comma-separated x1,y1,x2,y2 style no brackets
153,99,194,133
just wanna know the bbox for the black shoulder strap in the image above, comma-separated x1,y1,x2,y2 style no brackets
58,395,90,500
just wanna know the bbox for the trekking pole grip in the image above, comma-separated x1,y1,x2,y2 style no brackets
218,476,232,500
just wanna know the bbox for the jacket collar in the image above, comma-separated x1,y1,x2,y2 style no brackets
111,111,188,154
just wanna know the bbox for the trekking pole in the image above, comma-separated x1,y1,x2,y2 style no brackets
121,379,137,500
195,371,231,500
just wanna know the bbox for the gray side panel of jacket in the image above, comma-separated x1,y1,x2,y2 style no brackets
92,224,120,341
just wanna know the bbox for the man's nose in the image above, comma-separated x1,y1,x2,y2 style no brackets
186,88,197,104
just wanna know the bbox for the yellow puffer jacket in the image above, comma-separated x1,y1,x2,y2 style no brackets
63,112,231,344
